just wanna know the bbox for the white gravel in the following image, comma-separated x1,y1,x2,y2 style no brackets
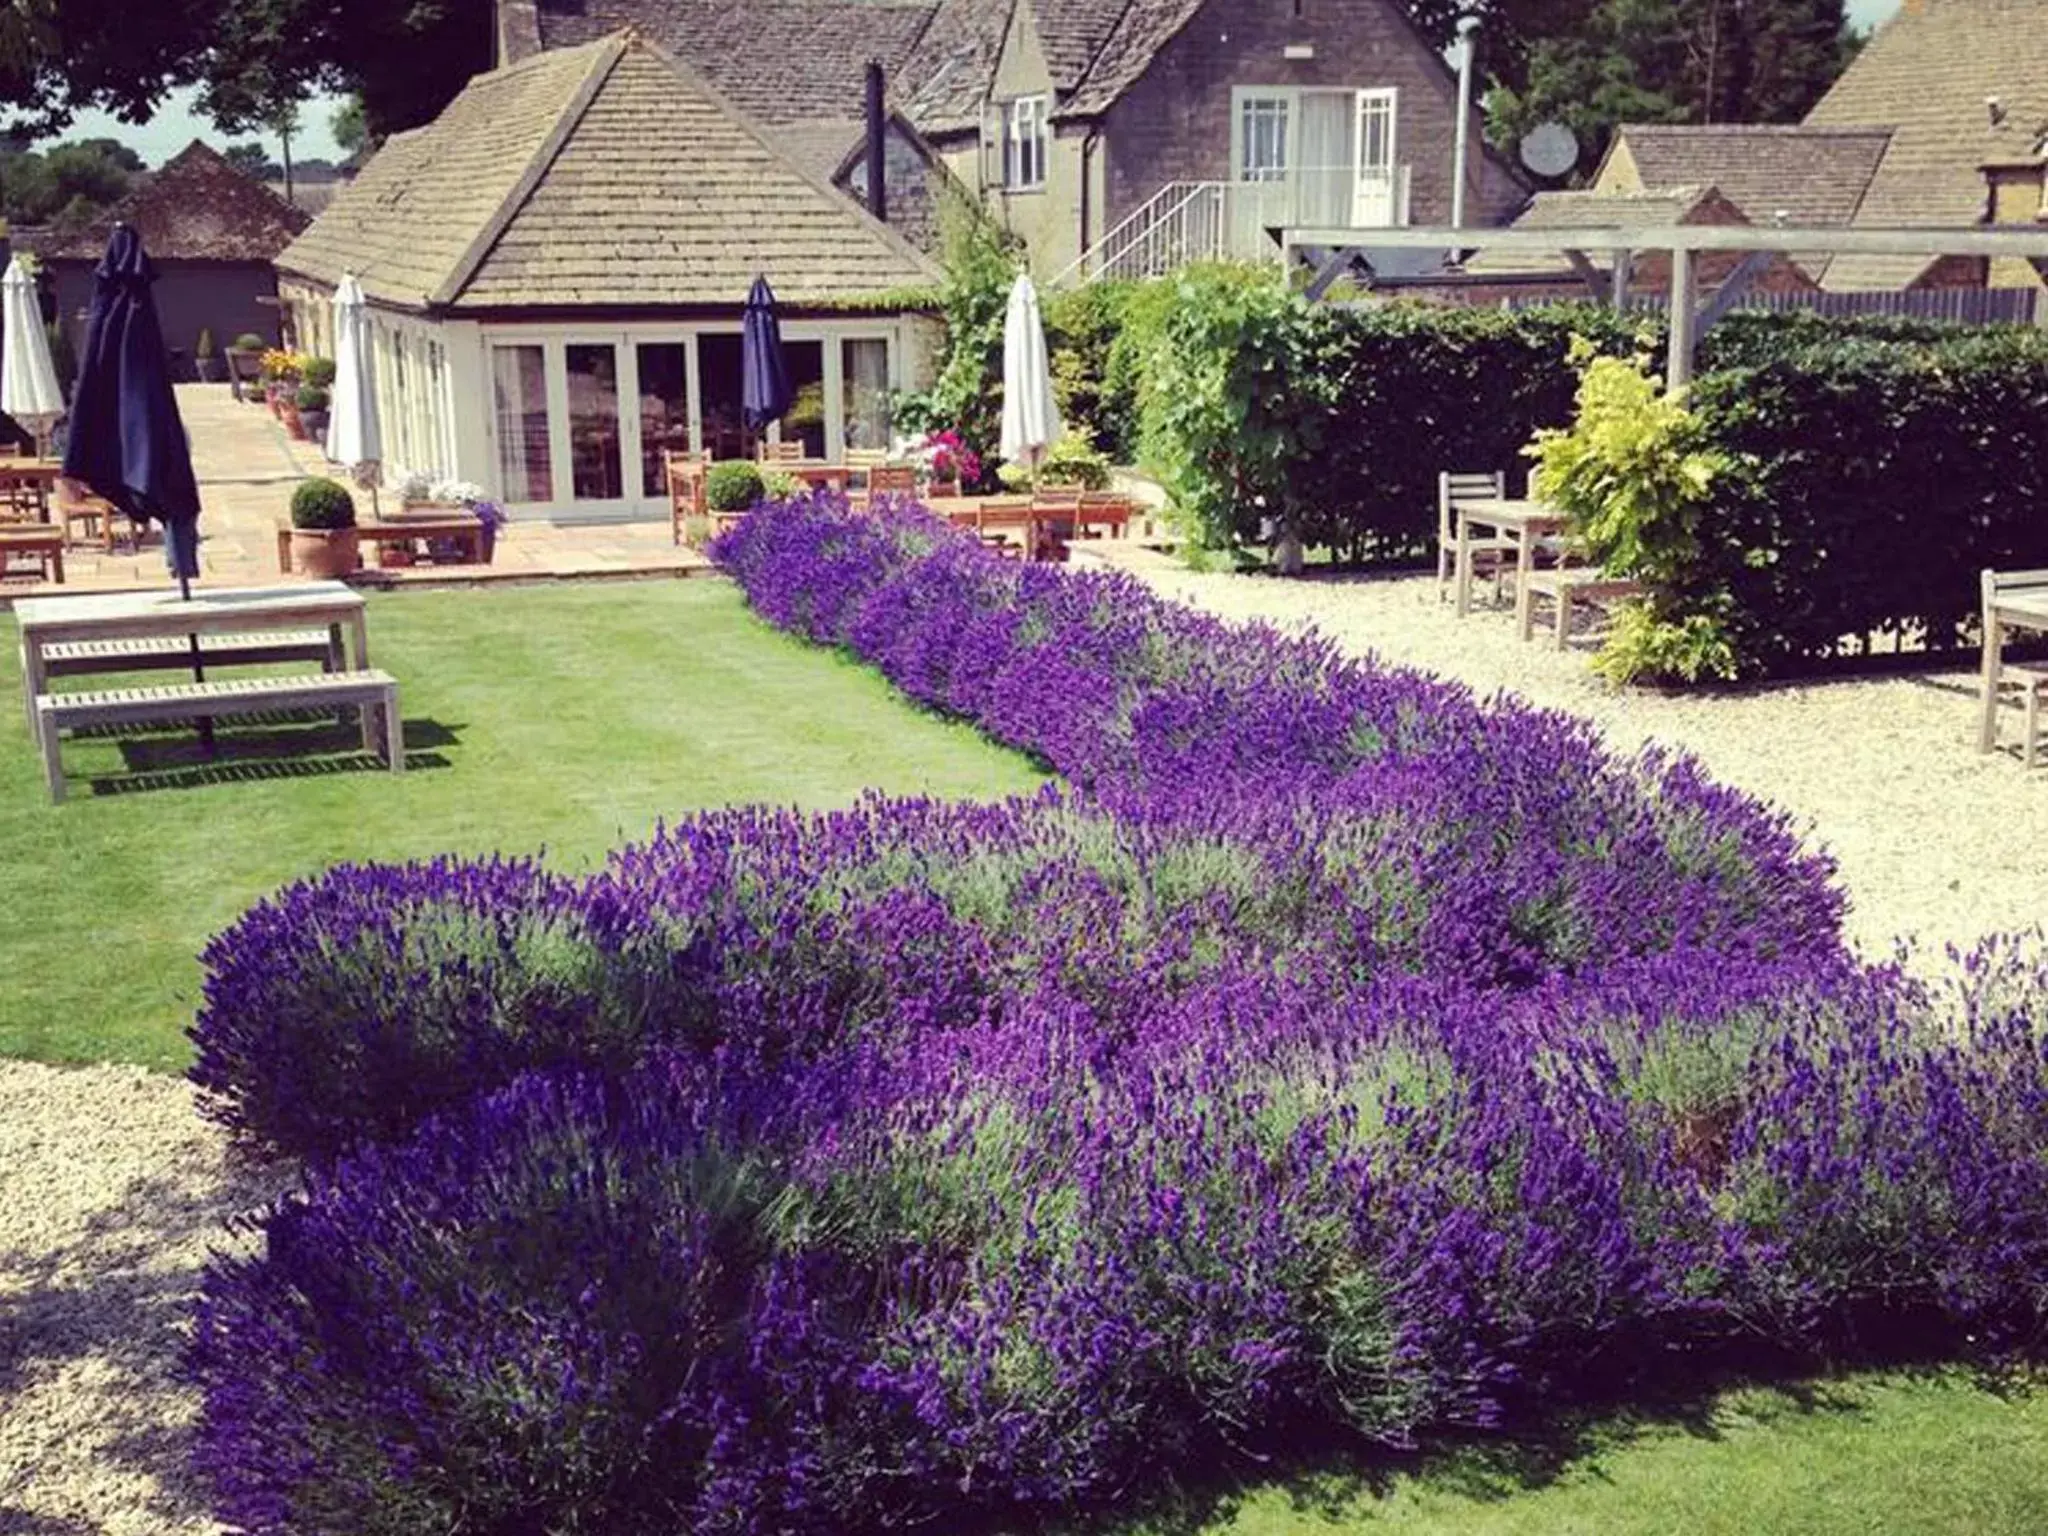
7,555,2043,1532
1088,549,2048,958
0,1061,274,1535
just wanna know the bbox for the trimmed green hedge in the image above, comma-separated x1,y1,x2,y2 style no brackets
1681,331,2048,673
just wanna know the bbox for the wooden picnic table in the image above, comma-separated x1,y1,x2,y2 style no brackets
1979,585,2048,754
1453,497,1571,625
15,581,371,732
927,495,1040,557
780,462,854,493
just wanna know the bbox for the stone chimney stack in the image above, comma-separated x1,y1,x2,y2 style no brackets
496,0,544,67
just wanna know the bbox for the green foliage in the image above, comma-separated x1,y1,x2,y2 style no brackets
289,476,354,530
1590,601,1740,687
1043,280,1137,457
0,138,142,227
1488,0,1854,176
892,191,1017,486
294,383,329,412
997,436,1113,492
232,333,267,352
299,355,335,389
221,142,275,178
329,94,368,156
705,461,766,513
761,469,803,499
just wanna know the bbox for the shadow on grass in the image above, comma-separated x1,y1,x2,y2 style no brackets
1037,1350,2032,1536
68,715,463,797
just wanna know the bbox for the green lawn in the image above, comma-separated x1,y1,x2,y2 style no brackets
0,580,1043,1068
1070,1370,2048,1536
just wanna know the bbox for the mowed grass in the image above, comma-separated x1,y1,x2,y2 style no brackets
1074,1369,2048,1536
0,579,1044,1069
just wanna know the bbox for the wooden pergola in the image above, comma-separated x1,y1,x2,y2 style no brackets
1278,223,2048,386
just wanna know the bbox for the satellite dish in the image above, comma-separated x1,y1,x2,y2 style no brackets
1520,122,1580,180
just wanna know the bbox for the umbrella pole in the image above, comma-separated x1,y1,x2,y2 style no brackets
180,570,215,755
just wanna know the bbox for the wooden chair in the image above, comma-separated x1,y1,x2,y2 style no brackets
1031,489,1082,562
0,473,47,525
1437,470,1513,602
852,464,917,512
666,451,710,546
1983,567,2048,766
1074,492,1134,541
758,440,808,466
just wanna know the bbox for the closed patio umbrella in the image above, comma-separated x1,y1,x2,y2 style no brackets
63,224,211,742
1,255,63,455
741,275,792,437
325,273,383,510
999,271,1063,473
64,224,202,580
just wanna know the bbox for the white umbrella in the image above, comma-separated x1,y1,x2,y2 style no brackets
999,271,1063,473
325,273,383,506
1,256,63,455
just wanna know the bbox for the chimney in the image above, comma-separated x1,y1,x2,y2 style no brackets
865,60,888,223
496,0,543,67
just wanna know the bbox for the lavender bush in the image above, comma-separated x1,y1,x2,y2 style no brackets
186,497,2048,1534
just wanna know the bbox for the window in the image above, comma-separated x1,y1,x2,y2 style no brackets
841,338,891,452
491,344,553,503
1004,94,1049,191
1239,94,1291,183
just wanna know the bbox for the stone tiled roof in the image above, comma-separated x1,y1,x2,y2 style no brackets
896,0,1013,133
534,0,940,124
1061,0,1206,117
33,141,310,264
1461,188,1715,277
1612,125,1891,229
1804,0,2048,291
277,42,610,307
285,33,937,312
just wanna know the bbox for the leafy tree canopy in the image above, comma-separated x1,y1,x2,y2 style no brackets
1486,0,1856,176
0,136,144,227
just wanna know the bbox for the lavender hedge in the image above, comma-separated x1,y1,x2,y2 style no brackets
185,498,2048,1535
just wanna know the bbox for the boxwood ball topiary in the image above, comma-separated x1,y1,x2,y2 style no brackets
290,477,356,531
300,356,337,390
705,460,766,513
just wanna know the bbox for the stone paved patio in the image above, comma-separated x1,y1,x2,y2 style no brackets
0,383,709,601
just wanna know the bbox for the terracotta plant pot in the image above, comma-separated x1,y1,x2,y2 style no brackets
283,405,307,440
289,526,360,579
927,478,961,499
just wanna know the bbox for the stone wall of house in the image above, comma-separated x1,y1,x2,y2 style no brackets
51,260,285,382
1983,166,2048,291
1100,0,1523,238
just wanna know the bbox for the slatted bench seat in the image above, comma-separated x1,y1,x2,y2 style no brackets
40,629,340,678
0,524,64,583
1520,570,1646,650
35,670,401,803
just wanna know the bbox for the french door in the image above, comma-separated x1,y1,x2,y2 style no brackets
1353,89,1399,227
1233,87,1400,231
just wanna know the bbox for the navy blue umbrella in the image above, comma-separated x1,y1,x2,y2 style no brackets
740,275,792,435
64,224,202,582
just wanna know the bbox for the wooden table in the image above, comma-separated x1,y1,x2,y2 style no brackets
16,581,370,733
1454,497,1571,624
927,496,1042,558
780,462,853,494
1979,588,2048,753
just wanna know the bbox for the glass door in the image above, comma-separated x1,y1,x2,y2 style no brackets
563,341,626,507
634,340,694,502
490,342,554,505
1354,89,1398,227
1297,91,1356,229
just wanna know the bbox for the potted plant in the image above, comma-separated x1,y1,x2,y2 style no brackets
705,462,765,535
915,430,981,498
287,476,359,578
194,328,220,384
229,333,267,400
260,349,300,419
296,382,331,443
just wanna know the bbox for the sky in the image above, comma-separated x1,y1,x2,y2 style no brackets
24,0,1910,169
30,85,349,167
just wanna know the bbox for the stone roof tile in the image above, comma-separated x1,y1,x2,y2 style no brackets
35,141,310,264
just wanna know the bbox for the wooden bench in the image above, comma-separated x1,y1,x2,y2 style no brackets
35,669,402,803
41,629,340,679
0,525,64,583
1981,567,2048,766
276,514,484,573
1520,569,1645,649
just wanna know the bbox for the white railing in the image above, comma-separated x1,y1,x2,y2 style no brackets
1053,168,1412,287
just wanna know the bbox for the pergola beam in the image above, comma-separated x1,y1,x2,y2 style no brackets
1695,248,1776,334
1280,223,2048,259
1560,249,1606,304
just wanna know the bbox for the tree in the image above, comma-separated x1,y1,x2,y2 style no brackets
0,0,489,144
222,141,275,177
1487,0,1854,175
0,137,144,226
329,94,366,158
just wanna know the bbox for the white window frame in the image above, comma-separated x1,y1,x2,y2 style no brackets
1233,91,1293,184
1004,94,1050,192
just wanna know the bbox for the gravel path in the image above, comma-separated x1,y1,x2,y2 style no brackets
0,1062,273,1535
1093,551,2048,957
